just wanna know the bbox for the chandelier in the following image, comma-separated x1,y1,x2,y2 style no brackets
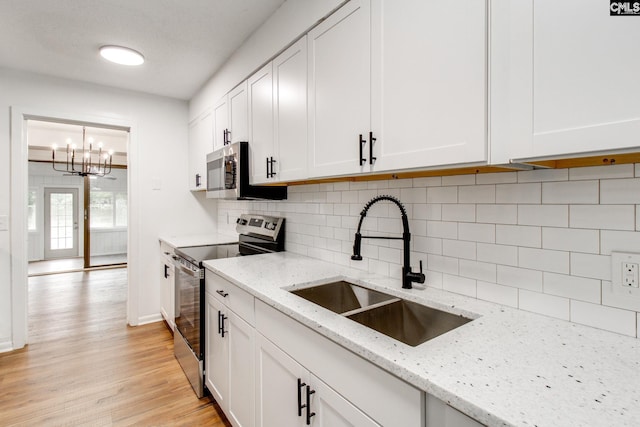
52,126,113,177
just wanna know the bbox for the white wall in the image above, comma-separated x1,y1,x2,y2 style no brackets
1,67,219,351
189,0,344,120
218,165,640,339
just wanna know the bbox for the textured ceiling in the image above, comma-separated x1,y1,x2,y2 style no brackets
0,0,286,100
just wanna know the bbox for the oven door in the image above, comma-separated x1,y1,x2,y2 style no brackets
174,260,202,358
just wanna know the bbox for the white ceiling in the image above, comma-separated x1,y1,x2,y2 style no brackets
0,0,286,100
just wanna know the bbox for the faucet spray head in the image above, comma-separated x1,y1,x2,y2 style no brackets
351,233,363,260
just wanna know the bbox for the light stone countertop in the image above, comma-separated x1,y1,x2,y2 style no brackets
159,232,237,249
203,252,640,427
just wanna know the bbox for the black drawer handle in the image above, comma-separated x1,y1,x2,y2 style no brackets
195,173,201,187
369,131,377,165
305,385,316,425
297,378,306,417
216,290,229,298
359,134,366,166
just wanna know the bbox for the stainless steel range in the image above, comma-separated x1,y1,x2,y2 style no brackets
173,214,285,398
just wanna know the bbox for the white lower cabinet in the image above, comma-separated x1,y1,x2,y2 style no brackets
205,274,255,427
159,242,175,331
255,333,378,427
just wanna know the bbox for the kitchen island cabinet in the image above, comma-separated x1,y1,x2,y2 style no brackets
490,0,640,164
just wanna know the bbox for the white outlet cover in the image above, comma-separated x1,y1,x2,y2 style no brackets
611,252,640,297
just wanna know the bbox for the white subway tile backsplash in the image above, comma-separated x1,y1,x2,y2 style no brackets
601,230,640,254
219,163,640,338
519,247,569,274
543,272,601,304
569,164,634,181
459,185,496,204
475,172,518,185
570,253,611,280
401,187,427,204
459,260,497,282
600,178,640,204
496,183,541,204
542,181,599,204
476,204,517,225
497,265,543,292
442,239,476,260
477,281,518,307
427,221,458,239
542,227,599,254
518,205,568,227
518,168,568,183
570,205,635,230
496,225,541,248
477,243,518,267
427,186,458,204
519,290,570,320
459,223,495,243
442,204,476,222
442,274,477,297
442,174,475,186
570,301,636,337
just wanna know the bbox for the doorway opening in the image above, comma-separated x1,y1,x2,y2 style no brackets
26,119,129,276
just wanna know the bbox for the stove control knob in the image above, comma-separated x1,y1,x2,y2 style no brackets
265,222,277,231
236,218,248,225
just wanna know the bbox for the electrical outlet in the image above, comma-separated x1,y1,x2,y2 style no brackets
622,262,639,287
611,252,640,296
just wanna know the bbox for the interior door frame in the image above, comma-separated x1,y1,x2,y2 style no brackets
43,187,79,260
10,106,135,350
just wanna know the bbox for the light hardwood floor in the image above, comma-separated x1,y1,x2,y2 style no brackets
0,269,231,426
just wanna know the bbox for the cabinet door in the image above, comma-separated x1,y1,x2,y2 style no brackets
248,63,275,185
188,110,213,191
159,256,175,330
205,293,229,409
491,0,640,163
307,0,371,178
309,375,379,427
213,96,229,151
229,81,249,144
274,36,308,182
371,0,487,171
255,333,308,427
228,311,255,427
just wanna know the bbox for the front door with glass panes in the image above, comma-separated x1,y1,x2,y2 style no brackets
44,188,79,259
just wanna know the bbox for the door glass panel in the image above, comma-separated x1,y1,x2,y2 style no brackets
50,193,74,250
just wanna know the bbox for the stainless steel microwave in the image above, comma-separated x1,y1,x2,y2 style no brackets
206,141,287,200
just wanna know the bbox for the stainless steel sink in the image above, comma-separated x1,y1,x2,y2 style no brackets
290,280,396,314
346,299,472,347
290,280,473,347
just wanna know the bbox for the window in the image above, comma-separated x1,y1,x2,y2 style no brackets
90,191,127,229
27,189,37,231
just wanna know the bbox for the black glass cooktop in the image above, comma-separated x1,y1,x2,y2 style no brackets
175,243,240,265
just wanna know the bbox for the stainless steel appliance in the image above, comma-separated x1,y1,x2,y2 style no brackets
173,214,285,398
206,141,287,200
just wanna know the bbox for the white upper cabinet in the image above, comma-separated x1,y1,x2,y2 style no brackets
371,0,487,172
273,37,308,182
187,109,213,191
491,0,640,164
250,36,309,185
308,0,371,178
248,62,275,184
213,81,249,151
308,0,487,179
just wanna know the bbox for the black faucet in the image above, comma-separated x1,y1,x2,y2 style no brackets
351,195,425,289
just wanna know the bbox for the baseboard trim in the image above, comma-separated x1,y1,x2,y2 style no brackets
136,313,163,326
0,340,14,354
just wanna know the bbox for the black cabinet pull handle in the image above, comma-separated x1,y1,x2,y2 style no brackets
266,157,270,178
164,264,169,279
226,129,231,145
297,378,306,417
305,385,316,425
270,157,277,178
359,134,366,166
369,131,377,165
216,290,229,298
195,173,201,187
217,310,223,335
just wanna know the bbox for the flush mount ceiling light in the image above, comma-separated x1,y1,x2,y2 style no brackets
99,45,145,66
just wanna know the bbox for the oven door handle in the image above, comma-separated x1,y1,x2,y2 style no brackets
176,262,200,278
